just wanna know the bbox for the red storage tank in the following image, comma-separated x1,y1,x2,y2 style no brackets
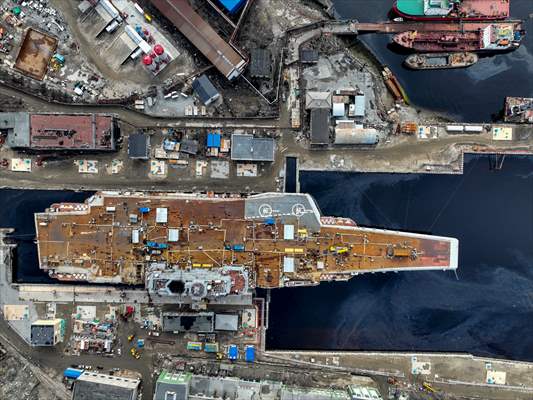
153,44,170,63
142,55,157,72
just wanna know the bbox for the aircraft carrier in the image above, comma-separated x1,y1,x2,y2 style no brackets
34,192,458,302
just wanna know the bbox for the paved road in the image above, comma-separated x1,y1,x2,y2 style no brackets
0,85,285,129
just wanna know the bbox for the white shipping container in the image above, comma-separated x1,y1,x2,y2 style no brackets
464,125,483,133
446,125,464,132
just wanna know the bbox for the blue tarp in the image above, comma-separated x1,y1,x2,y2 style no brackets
64,368,83,379
232,244,245,252
245,345,255,362
218,0,246,13
207,133,221,148
146,241,168,249
265,217,275,225
139,207,150,213
228,344,238,360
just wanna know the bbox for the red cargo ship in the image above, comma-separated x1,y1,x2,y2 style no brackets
392,22,524,53
393,0,510,22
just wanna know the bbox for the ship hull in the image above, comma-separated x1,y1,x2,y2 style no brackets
392,0,509,21
392,4,505,21
404,52,478,69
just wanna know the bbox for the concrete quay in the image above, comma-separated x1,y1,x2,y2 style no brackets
264,350,533,399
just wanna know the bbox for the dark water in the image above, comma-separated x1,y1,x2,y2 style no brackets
332,0,533,122
267,155,533,361
0,189,93,282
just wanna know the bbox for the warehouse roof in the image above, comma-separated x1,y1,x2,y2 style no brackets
128,133,149,159
250,48,271,78
192,75,220,106
230,134,275,161
310,109,330,145
149,0,246,80
72,372,139,400
305,91,332,109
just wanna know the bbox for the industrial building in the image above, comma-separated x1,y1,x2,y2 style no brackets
214,313,239,331
162,312,215,333
305,91,331,109
72,372,140,400
152,372,383,400
30,319,64,346
192,75,221,106
310,109,330,145
250,49,271,78
230,134,275,162
3,112,117,151
128,133,150,159
334,121,379,145
148,0,246,80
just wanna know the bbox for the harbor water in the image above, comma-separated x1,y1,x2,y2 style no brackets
333,0,533,122
267,155,533,361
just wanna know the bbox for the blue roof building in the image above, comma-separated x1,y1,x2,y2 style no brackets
207,133,221,148
218,0,246,13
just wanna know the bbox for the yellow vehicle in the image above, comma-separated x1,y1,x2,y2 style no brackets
329,246,348,254
128,334,135,342
216,352,223,361
423,382,436,393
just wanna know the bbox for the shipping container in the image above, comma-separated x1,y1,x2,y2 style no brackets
187,341,203,351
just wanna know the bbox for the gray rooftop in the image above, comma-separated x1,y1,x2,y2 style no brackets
305,91,331,109
214,313,239,331
250,48,271,78
1,112,30,148
192,75,220,106
162,312,214,333
230,134,275,162
310,109,330,145
128,133,149,159
30,324,55,346
73,373,138,400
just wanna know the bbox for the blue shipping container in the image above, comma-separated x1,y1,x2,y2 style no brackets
228,345,238,360
146,241,168,249
64,368,84,379
245,345,255,362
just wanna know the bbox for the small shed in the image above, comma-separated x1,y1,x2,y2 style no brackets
245,345,255,363
354,95,366,117
332,103,345,117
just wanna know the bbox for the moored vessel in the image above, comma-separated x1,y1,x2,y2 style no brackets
404,52,478,69
393,0,509,21
392,23,524,53
34,191,458,303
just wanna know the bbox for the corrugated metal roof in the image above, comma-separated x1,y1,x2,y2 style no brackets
149,0,246,80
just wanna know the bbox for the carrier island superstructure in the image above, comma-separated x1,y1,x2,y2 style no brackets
34,192,458,303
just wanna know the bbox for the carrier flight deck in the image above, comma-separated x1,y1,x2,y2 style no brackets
34,192,458,301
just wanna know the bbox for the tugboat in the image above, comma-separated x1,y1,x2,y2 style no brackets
392,0,509,21
404,52,478,69
393,22,524,53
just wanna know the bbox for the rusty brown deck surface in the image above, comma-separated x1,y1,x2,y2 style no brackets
35,193,455,287
14,28,58,81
